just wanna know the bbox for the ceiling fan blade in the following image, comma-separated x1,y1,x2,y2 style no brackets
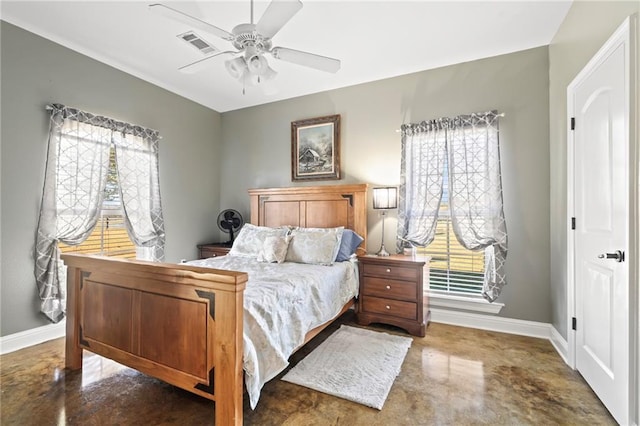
271,47,341,73
149,3,234,41
179,51,237,74
256,0,303,39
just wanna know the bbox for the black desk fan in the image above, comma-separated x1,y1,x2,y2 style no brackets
217,209,244,246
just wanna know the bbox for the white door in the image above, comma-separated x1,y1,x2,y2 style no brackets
570,20,631,425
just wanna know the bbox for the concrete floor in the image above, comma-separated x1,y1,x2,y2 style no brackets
1,310,615,425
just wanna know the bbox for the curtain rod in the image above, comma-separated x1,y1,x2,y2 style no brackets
395,111,505,133
44,103,162,139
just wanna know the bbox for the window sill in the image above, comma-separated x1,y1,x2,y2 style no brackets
427,292,504,314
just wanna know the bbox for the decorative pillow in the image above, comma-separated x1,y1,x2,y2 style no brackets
285,227,344,265
335,229,364,261
257,235,292,263
228,224,289,258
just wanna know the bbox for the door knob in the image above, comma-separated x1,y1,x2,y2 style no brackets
597,250,625,262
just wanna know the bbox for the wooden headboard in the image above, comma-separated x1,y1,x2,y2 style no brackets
248,184,368,254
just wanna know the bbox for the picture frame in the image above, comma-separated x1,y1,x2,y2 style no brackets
291,114,341,181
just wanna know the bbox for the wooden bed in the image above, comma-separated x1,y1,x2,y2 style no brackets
62,183,368,425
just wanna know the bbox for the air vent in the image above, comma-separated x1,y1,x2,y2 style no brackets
177,31,218,55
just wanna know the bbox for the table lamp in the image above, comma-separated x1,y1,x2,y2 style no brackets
372,186,398,256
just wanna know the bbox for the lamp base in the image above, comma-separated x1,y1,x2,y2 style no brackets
376,244,391,257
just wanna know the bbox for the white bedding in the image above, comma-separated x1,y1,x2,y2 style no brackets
187,255,359,409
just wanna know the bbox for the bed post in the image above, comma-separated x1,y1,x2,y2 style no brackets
65,265,82,370
213,286,244,425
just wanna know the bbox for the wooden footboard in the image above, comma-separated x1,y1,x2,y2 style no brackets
62,254,248,425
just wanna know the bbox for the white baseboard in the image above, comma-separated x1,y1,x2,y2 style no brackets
430,308,552,339
2,311,568,364
0,320,66,355
549,325,569,365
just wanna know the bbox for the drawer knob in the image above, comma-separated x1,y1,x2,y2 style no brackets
385,305,390,310
386,268,391,273
385,285,391,290
212,254,217,257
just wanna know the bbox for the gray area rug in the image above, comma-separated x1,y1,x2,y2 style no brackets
282,325,412,409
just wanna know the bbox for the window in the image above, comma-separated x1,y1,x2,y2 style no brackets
58,147,136,259
36,104,164,322
422,161,484,295
397,111,507,305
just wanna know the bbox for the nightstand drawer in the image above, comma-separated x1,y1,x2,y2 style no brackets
200,248,227,258
362,263,418,281
361,296,417,320
362,276,417,300
198,244,231,259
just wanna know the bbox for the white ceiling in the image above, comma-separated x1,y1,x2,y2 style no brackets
1,1,572,113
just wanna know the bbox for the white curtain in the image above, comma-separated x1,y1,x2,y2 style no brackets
35,107,112,322
448,112,507,301
34,104,165,322
396,119,448,249
113,131,165,261
397,110,507,302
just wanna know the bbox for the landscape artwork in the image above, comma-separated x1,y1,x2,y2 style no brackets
291,115,340,181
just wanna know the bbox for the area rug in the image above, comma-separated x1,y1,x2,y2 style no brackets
281,325,412,410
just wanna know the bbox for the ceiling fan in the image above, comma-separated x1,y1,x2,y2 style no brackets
149,0,341,91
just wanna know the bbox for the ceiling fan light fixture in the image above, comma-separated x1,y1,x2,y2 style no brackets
261,63,277,81
232,54,276,86
241,69,259,87
225,56,247,79
247,55,263,74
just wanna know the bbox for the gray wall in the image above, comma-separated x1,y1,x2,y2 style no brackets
221,47,552,323
0,22,222,336
548,1,640,338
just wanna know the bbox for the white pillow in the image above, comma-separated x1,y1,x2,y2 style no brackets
257,235,292,263
228,224,289,258
285,227,344,265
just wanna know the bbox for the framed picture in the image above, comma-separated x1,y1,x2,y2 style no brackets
291,114,341,181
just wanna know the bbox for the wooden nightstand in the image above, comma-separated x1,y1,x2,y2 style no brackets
357,254,430,337
197,243,231,259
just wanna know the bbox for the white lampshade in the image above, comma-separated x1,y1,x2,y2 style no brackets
225,57,247,80
247,55,263,74
260,62,278,81
372,187,398,210
241,69,258,87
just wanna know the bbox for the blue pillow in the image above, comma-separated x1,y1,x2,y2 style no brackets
335,230,364,261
